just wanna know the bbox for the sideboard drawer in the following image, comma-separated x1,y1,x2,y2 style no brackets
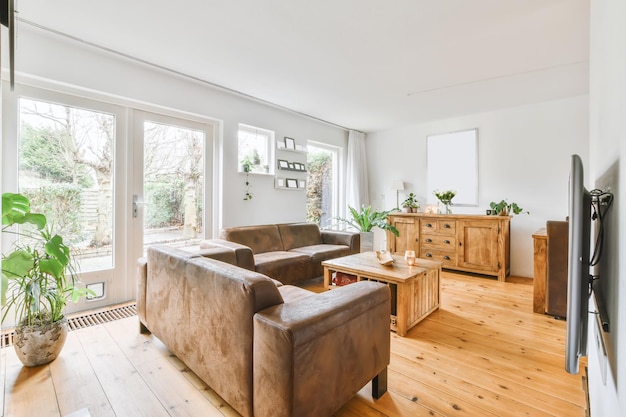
421,234,456,250
436,220,456,235
421,249,457,268
420,219,456,235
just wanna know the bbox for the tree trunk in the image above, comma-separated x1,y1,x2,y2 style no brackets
183,180,197,238
91,174,112,247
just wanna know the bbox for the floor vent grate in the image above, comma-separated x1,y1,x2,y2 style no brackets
1,303,137,348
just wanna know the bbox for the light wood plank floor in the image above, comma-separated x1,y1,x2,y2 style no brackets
1,271,588,417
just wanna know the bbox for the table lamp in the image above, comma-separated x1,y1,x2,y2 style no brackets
391,180,404,208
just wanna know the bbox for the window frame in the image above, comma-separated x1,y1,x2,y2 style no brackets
237,123,275,175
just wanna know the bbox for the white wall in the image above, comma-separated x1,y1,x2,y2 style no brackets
12,24,348,231
366,96,589,278
587,0,626,415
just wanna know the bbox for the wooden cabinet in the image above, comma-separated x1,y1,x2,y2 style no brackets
388,213,510,281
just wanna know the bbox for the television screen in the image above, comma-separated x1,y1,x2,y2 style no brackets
565,154,592,374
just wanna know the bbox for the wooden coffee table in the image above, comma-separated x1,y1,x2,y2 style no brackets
322,252,442,336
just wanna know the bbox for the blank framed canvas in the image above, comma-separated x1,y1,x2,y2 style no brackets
427,129,478,206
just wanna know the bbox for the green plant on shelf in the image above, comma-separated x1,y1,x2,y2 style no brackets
489,199,528,216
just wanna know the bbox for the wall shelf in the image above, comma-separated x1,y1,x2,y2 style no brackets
275,177,306,190
277,136,308,153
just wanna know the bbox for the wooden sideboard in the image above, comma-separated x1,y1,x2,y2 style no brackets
532,228,548,314
387,213,511,281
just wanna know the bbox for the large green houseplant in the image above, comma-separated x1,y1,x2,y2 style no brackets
336,205,399,252
2,192,91,367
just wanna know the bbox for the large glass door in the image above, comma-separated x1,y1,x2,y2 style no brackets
4,87,215,317
6,87,128,314
131,111,214,262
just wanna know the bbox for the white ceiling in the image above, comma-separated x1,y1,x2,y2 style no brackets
16,0,590,132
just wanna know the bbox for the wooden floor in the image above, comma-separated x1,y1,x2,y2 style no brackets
1,271,588,417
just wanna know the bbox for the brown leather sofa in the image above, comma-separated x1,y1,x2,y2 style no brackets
203,222,360,284
137,244,390,417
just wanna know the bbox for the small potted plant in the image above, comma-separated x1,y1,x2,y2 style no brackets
489,199,529,216
401,193,420,213
434,190,456,214
240,156,253,173
2,192,93,367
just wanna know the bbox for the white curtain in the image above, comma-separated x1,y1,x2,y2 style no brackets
345,130,369,211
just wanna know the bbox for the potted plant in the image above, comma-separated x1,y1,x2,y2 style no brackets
240,156,253,173
489,199,529,216
434,190,456,214
1,192,92,367
336,205,399,252
401,193,420,213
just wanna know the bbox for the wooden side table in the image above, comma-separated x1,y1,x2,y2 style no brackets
532,228,547,314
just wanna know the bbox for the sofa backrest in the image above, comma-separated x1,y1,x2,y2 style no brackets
278,223,322,251
220,224,284,254
144,244,284,417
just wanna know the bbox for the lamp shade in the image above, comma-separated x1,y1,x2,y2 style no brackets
391,180,405,191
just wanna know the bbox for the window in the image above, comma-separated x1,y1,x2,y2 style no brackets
306,142,340,227
237,124,274,174
427,129,478,206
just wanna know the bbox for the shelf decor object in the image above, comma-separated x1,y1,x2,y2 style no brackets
284,137,296,150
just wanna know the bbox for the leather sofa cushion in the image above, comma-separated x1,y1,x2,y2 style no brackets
291,244,352,276
290,244,351,264
254,251,312,285
278,223,322,251
221,225,284,254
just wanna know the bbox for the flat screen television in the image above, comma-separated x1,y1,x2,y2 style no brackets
565,154,592,374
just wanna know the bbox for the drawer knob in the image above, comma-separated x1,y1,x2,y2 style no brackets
425,223,432,228
444,223,451,228
425,253,432,257
443,256,451,260
425,238,432,243
444,239,450,244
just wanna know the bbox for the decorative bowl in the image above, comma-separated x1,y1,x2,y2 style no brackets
376,251,394,266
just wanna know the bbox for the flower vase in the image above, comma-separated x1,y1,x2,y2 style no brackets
438,201,452,214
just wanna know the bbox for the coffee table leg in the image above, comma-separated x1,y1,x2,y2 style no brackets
323,267,332,290
396,282,407,336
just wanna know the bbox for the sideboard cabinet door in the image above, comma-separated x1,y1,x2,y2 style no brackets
456,219,500,273
388,215,419,254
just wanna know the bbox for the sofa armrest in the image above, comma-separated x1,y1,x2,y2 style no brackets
201,238,255,270
253,281,390,417
321,230,360,254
